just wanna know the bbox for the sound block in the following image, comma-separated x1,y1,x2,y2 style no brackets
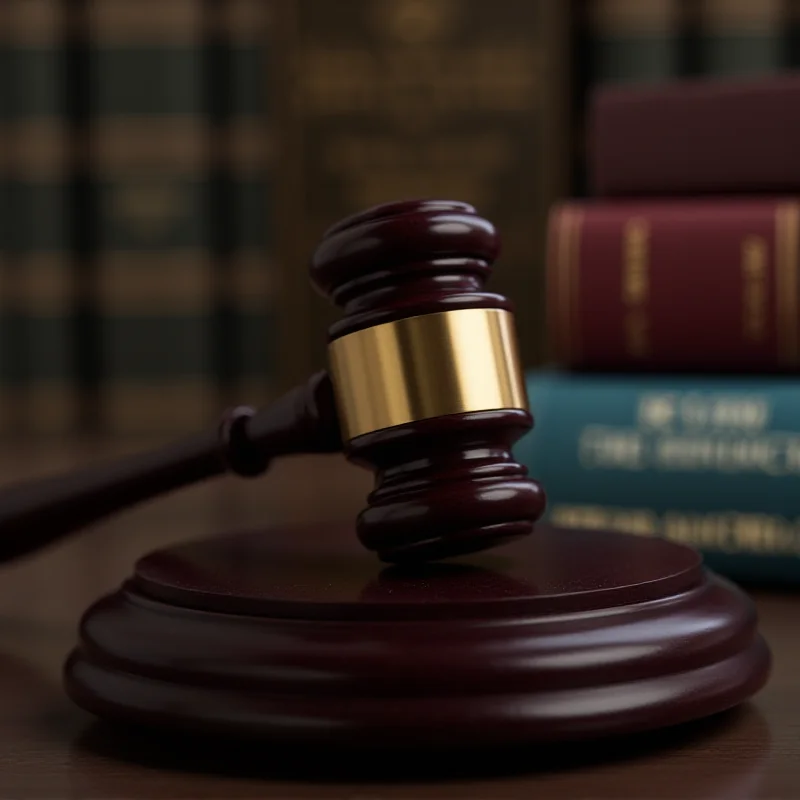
64,523,770,750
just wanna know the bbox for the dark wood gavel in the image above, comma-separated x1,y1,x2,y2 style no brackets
10,199,767,755
0,200,545,565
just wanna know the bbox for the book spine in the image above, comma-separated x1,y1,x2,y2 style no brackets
90,0,217,437
782,1,800,68
0,2,20,434
546,197,800,371
587,0,682,84
698,0,784,75
572,0,673,198
517,370,800,584
272,0,573,384
65,0,102,435
3,1,79,437
204,0,275,410
589,71,800,196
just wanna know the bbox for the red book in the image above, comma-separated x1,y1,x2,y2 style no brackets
546,198,800,372
590,73,800,197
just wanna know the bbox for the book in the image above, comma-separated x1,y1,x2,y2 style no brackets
515,368,800,584
587,0,684,84
89,0,218,436
697,0,784,76
1,0,80,437
546,196,800,372
570,0,689,198
589,71,800,196
202,0,276,412
271,0,573,388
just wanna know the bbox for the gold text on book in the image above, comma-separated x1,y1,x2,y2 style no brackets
622,217,650,358
742,234,767,342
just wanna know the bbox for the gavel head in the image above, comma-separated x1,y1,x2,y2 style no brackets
310,199,546,564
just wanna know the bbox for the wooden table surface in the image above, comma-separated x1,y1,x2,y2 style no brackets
0,439,797,799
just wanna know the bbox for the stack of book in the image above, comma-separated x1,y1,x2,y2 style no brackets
515,72,800,585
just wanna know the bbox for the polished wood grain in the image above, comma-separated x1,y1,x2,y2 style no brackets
311,198,510,339
63,523,768,749
0,440,796,798
0,372,342,566
312,199,545,562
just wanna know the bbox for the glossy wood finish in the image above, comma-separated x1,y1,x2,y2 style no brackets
0,371,342,565
312,199,545,561
310,199,511,339
0,444,794,797
63,521,768,749
0,199,544,566
347,409,545,562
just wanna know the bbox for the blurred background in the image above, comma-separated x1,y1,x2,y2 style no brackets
0,0,795,445
0,0,798,681
1,5,799,764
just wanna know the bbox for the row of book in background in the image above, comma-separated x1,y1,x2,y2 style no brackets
3,0,800,440
515,72,800,587
0,0,275,438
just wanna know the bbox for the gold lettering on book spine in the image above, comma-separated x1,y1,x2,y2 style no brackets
775,203,799,366
550,503,800,558
555,209,582,364
622,217,650,358
742,235,767,342
570,212,583,362
555,209,572,363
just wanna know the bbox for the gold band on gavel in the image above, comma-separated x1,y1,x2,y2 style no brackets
328,308,529,441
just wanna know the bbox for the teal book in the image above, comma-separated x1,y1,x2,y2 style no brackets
515,369,800,584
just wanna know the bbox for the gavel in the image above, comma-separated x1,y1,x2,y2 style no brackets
0,199,767,754
0,199,545,565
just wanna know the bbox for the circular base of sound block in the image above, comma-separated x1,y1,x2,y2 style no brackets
64,523,771,750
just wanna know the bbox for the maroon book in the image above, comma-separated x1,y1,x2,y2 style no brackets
590,73,800,197
546,198,800,372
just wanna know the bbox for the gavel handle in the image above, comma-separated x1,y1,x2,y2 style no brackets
0,372,342,564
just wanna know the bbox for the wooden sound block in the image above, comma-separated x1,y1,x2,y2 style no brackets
63,524,770,751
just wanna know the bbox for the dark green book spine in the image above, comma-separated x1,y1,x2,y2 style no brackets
573,0,694,197
781,0,800,68
697,0,784,75
2,0,79,436
203,0,275,410
90,0,217,437
587,0,683,84
0,1,18,434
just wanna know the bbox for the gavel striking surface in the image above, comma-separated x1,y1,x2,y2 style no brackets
310,199,546,563
64,522,770,749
